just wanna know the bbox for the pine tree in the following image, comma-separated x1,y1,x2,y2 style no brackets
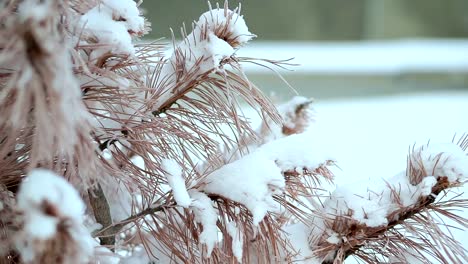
0,0,466,263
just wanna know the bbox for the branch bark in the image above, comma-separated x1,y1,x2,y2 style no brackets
322,176,453,263
87,183,115,248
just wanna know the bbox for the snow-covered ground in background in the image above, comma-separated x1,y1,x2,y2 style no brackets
247,91,468,262
311,91,468,183
314,91,468,262
237,40,468,74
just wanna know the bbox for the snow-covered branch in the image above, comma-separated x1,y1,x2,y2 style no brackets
306,142,468,263
14,169,95,263
152,3,255,112
0,0,100,188
78,0,148,65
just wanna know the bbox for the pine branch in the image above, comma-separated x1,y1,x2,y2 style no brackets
335,177,458,262
92,202,173,239
313,142,468,263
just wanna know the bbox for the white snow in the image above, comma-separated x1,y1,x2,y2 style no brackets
17,169,86,236
282,222,317,263
170,31,235,78
19,210,58,240
202,151,283,226
100,0,145,35
312,92,468,263
227,221,243,263
260,96,314,141
15,169,94,261
202,131,334,226
236,40,468,74
409,143,468,183
197,9,254,45
79,0,145,61
130,155,145,170
17,0,52,22
162,159,191,208
190,190,219,255
309,92,468,186
155,7,253,109
277,96,313,128
321,139,468,229
260,133,334,173
322,173,438,228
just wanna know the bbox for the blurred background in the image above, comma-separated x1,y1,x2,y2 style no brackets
141,0,468,100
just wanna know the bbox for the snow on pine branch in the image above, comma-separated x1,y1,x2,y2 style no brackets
162,159,191,208
212,96,315,171
202,149,284,226
171,5,254,72
190,190,219,256
15,169,95,263
258,96,315,143
407,142,468,185
0,0,99,188
90,97,325,262
4,1,468,263
306,142,468,263
226,221,244,263
154,4,255,110
200,132,335,226
78,0,147,63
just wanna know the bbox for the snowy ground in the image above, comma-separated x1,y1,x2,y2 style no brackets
237,39,468,100
311,91,468,184
237,40,468,74
246,91,468,181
